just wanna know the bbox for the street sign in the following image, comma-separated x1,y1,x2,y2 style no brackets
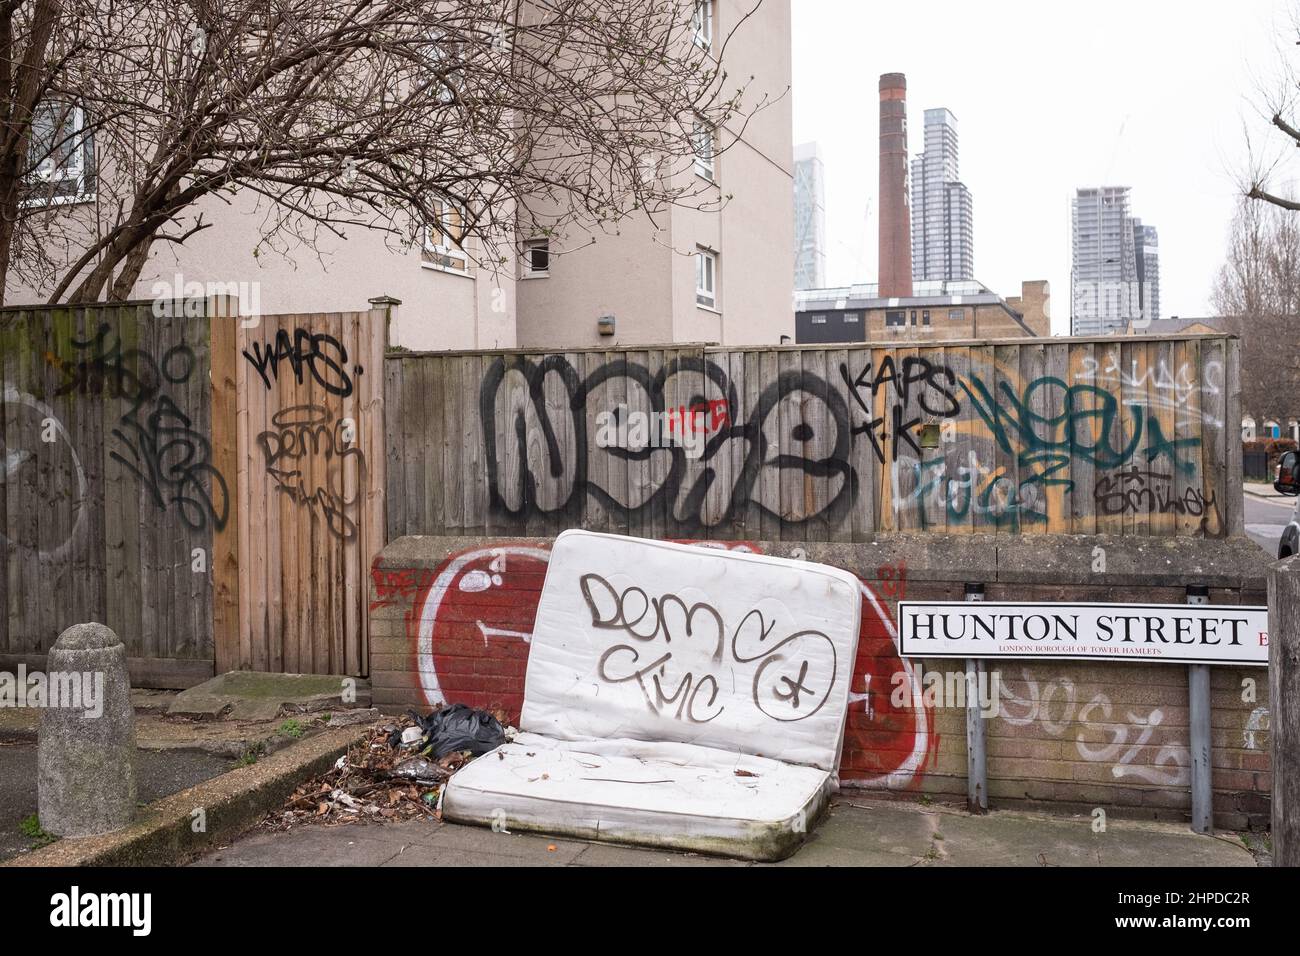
898,601,1269,666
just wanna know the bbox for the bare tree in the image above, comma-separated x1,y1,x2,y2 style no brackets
1213,199,1300,429
1244,4,1300,211
1,0,771,305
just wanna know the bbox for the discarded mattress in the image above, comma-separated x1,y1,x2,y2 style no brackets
442,531,863,861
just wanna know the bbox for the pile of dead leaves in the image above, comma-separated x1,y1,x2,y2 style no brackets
263,712,500,831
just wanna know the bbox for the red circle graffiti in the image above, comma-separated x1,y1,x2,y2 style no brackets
411,541,932,787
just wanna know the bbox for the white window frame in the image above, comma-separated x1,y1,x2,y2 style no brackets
693,0,714,51
423,198,468,272
696,247,717,309
692,118,715,181
427,28,462,104
523,238,550,278
23,101,95,207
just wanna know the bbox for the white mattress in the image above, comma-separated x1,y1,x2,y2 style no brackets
442,532,862,860
443,733,832,861
518,531,862,771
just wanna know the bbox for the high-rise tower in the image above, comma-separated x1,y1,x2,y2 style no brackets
910,108,974,282
793,142,827,290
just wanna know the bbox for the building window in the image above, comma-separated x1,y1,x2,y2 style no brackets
24,100,95,206
810,314,827,325
426,29,464,104
693,1,714,50
843,312,860,323
922,310,931,325
423,198,468,271
696,247,717,309
910,310,917,326
885,310,905,327
692,118,715,181
523,238,550,276
948,309,963,320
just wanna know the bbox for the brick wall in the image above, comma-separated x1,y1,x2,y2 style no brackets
371,534,1271,829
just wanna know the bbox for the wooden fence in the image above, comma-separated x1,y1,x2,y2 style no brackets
384,336,1242,541
0,319,1243,685
0,299,386,684
1,303,217,684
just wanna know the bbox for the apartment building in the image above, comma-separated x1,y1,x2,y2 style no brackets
514,0,793,348
4,1,793,352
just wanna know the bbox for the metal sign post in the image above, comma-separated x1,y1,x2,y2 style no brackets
965,583,988,814
1186,585,1212,834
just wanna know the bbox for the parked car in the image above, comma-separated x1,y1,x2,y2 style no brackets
1275,450,1300,558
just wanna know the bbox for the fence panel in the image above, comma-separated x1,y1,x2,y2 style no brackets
0,303,218,685
385,336,1239,542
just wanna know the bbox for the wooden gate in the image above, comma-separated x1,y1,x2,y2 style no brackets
212,305,386,676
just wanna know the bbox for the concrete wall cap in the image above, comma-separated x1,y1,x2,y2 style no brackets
374,533,1270,590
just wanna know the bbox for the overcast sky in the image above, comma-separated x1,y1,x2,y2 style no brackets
791,0,1296,333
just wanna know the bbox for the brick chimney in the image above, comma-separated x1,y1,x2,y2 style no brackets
878,73,913,298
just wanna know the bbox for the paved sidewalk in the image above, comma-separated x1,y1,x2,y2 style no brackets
193,796,1258,867
1244,481,1285,499
1,737,234,863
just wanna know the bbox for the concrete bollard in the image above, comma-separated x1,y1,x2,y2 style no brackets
37,623,137,837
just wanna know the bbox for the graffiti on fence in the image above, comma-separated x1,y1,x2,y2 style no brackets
54,323,228,532
0,387,88,558
959,374,1203,483
472,350,1222,534
480,354,853,530
242,327,360,398
839,356,961,462
1077,353,1224,428
256,404,365,541
1094,465,1222,533
907,451,1046,529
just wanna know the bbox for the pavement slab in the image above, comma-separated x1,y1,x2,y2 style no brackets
168,671,370,721
192,794,1259,868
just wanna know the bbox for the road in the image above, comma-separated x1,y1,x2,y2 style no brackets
1244,492,1294,556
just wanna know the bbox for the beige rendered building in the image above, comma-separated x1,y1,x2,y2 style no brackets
4,1,792,353
513,0,793,349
